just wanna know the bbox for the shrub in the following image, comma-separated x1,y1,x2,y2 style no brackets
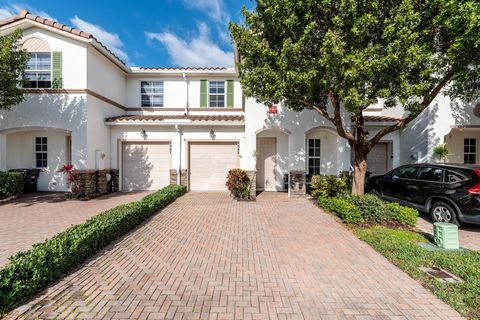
0,171,25,198
318,197,363,224
226,168,251,199
0,184,186,314
311,175,349,198
387,202,419,227
349,194,389,224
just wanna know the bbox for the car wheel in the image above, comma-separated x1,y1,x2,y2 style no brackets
430,201,460,226
369,188,382,198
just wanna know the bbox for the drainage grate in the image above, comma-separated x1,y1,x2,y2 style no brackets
420,267,463,283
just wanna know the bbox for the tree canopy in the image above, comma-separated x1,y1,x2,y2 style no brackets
230,0,480,193
0,29,29,110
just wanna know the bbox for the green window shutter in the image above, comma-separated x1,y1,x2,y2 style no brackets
226,80,234,108
52,51,63,88
200,79,208,108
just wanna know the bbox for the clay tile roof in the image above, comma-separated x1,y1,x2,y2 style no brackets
106,115,245,123
137,67,228,71
0,10,125,66
364,115,402,122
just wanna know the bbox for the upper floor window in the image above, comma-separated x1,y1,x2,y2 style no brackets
209,81,225,108
141,81,164,107
24,52,51,88
464,138,476,164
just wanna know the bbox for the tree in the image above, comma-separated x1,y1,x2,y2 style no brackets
230,0,480,194
0,29,29,110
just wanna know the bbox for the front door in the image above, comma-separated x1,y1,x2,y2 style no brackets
256,138,277,191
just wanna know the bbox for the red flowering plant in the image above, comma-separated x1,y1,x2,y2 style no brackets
57,164,76,189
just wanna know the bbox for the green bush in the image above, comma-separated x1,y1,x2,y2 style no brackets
318,197,363,224
349,194,389,224
225,168,251,199
0,172,25,198
311,175,349,198
0,184,186,314
387,202,419,227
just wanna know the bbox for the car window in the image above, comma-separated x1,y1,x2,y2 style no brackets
446,170,468,183
417,167,444,182
391,166,418,179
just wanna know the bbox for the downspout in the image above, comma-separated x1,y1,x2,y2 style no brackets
175,124,182,185
183,72,189,115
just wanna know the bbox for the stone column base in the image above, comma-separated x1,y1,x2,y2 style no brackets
71,169,119,199
170,169,188,186
289,171,306,198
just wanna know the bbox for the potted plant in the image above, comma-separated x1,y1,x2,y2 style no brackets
433,143,449,162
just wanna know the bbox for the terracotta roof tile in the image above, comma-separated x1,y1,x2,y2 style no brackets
0,10,124,66
364,115,402,122
106,115,244,123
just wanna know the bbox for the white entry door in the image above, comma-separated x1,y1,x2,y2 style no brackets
367,143,389,176
256,137,277,191
189,142,238,191
122,142,171,191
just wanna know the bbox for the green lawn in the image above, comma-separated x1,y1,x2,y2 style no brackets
354,226,480,319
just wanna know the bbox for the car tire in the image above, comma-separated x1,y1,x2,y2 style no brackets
430,201,460,226
369,187,382,198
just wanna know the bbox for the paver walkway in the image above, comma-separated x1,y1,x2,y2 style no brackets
0,192,148,266
417,214,480,251
7,192,462,319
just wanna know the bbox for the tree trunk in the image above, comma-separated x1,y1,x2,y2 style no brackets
352,145,367,195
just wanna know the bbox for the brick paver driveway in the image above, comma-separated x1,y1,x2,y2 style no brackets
0,192,148,266
7,192,462,320
417,214,480,251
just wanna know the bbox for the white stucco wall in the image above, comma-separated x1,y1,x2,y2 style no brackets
6,130,69,191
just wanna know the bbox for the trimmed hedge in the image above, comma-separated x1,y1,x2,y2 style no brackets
310,174,349,198
0,172,25,198
318,194,419,227
0,184,186,314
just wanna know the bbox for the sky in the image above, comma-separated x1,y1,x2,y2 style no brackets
0,0,254,67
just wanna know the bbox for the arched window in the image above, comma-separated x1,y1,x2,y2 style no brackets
22,37,52,88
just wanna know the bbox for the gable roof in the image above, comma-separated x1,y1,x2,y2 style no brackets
0,9,128,70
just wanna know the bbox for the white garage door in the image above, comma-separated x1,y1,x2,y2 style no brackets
189,142,238,191
367,143,389,176
122,142,170,191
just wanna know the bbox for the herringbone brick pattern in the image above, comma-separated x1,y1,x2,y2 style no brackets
6,192,462,319
0,192,148,266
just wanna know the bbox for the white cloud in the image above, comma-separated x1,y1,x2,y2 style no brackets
182,0,229,23
70,15,129,63
0,3,54,20
146,23,234,67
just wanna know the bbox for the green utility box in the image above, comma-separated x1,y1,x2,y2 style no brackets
433,222,460,250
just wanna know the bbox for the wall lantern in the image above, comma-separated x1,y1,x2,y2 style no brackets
209,129,216,140
141,129,147,139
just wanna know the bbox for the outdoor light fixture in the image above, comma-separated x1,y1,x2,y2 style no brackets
209,129,216,140
141,129,147,139
365,131,370,138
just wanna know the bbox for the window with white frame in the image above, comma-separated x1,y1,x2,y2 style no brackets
35,137,48,168
24,52,51,88
141,81,164,107
209,81,225,107
464,138,477,164
308,139,321,175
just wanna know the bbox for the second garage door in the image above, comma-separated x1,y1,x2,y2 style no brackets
189,142,238,191
122,142,170,191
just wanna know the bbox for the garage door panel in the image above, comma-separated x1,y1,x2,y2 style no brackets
122,142,170,191
189,142,238,191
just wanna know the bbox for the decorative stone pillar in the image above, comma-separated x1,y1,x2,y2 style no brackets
169,169,178,185
289,170,306,197
179,169,188,186
71,169,119,198
246,170,257,200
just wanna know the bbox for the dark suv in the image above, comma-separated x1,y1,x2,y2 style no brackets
366,163,480,226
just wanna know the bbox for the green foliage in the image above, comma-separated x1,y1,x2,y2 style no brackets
311,175,349,198
387,202,419,227
349,194,389,224
355,226,480,319
433,143,449,161
226,168,251,199
0,29,29,110
318,197,363,224
0,172,25,198
0,184,186,314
